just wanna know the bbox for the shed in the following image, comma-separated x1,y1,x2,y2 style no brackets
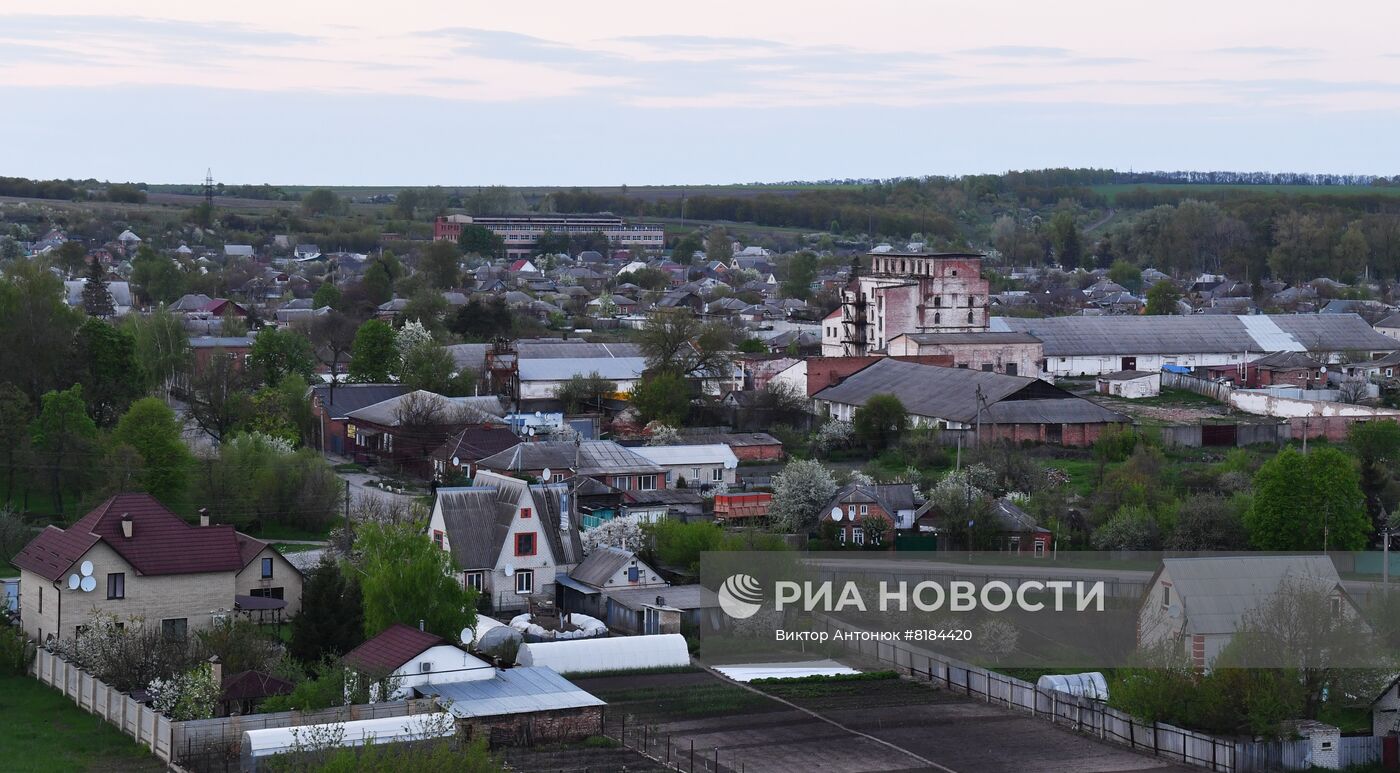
1095,370,1160,399
516,633,690,675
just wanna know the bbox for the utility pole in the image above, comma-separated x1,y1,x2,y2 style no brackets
1384,507,1395,594
343,479,351,553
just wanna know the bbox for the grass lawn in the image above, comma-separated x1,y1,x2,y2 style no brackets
250,523,332,542
0,676,164,773
1035,457,1099,496
271,542,322,553
0,565,16,578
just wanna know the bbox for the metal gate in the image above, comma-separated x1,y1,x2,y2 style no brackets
1201,423,1238,447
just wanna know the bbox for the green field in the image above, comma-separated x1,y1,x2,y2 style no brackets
0,676,163,773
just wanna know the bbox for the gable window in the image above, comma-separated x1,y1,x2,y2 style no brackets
432,530,444,548
859,504,868,516
521,507,532,519
464,571,484,592
106,573,125,600
638,474,658,491
161,618,188,640
1330,596,1342,618
515,532,537,557
515,569,534,594
1161,584,1172,608
261,557,273,579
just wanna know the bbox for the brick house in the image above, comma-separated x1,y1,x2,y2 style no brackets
309,383,411,455
9,493,302,643
427,471,584,613
819,483,923,546
886,331,1044,378
180,336,256,393
345,391,508,477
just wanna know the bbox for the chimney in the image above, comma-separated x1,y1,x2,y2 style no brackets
418,619,425,632
120,513,133,539
208,655,222,687
199,508,210,527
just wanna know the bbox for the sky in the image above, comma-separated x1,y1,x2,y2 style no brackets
2,1,1399,185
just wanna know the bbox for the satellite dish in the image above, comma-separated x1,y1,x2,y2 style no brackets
526,426,536,436
542,468,552,481
831,506,844,523
80,576,96,593
451,456,461,467
460,626,475,645
68,574,80,590
80,561,93,577
504,563,516,577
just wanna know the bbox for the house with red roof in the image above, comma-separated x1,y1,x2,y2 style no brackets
9,493,303,644
344,622,493,701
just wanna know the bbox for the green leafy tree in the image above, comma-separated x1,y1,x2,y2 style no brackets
112,398,193,506
249,328,315,387
400,342,474,396
638,309,734,378
125,307,190,400
0,385,30,504
392,188,421,220
1108,258,1142,293
781,251,819,300
357,522,477,640
130,245,186,304
312,282,342,311
187,351,253,441
535,230,571,256
1144,280,1181,315
204,433,343,533
30,385,99,514
457,225,503,258
75,318,144,427
219,307,248,337
300,188,342,216
630,371,691,425
310,311,358,399
1348,420,1400,534
359,252,403,306
289,558,365,665
419,241,463,289
1049,210,1083,269
53,241,88,277
348,320,400,382
1247,447,1369,550
0,259,83,403
704,228,733,264
671,232,703,264
852,394,908,452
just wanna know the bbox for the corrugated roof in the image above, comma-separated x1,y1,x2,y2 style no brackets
630,444,738,469
517,357,645,382
420,667,603,718
344,623,444,674
477,441,663,477
436,487,511,571
569,546,635,588
517,341,642,359
1158,556,1342,635
347,392,505,427
310,384,410,420
605,584,719,612
815,359,1117,424
899,332,1042,346
997,313,1398,357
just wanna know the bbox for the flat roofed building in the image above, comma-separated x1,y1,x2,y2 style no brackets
434,214,664,260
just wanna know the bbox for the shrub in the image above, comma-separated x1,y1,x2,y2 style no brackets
0,624,35,676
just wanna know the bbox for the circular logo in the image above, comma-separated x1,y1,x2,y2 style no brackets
718,573,764,619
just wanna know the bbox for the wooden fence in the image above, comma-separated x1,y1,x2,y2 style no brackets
30,648,437,773
813,614,1381,773
1162,371,1235,402
32,648,175,762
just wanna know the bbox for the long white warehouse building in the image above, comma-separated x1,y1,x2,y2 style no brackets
993,313,1398,377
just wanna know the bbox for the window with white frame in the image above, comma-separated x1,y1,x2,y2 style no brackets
465,571,484,592
637,474,657,491
859,504,868,515
712,467,723,483
853,527,865,545
847,505,856,519
515,569,534,594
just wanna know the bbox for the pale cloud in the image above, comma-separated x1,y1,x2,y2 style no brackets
0,1,1398,182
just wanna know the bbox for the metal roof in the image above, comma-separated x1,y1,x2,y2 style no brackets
347,392,506,427
815,359,1123,425
569,546,637,588
898,332,1042,346
477,441,663,476
1156,555,1342,635
630,444,739,469
419,667,603,718
995,313,1398,357
605,584,719,612
517,357,645,382
517,341,642,359
435,487,512,571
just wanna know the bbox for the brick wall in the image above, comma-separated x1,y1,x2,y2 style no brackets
461,706,603,747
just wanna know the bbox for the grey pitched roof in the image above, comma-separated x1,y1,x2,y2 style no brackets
815,359,1124,425
347,391,506,427
1376,313,1400,330
823,483,923,516
477,441,663,477
446,343,490,372
436,487,513,570
531,482,583,565
517,357,645,382
1251,350,1324,371
1156,555,1343,635
516,340,642,359
995,313,1398,356
569,546,635,588
310,383,411,420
